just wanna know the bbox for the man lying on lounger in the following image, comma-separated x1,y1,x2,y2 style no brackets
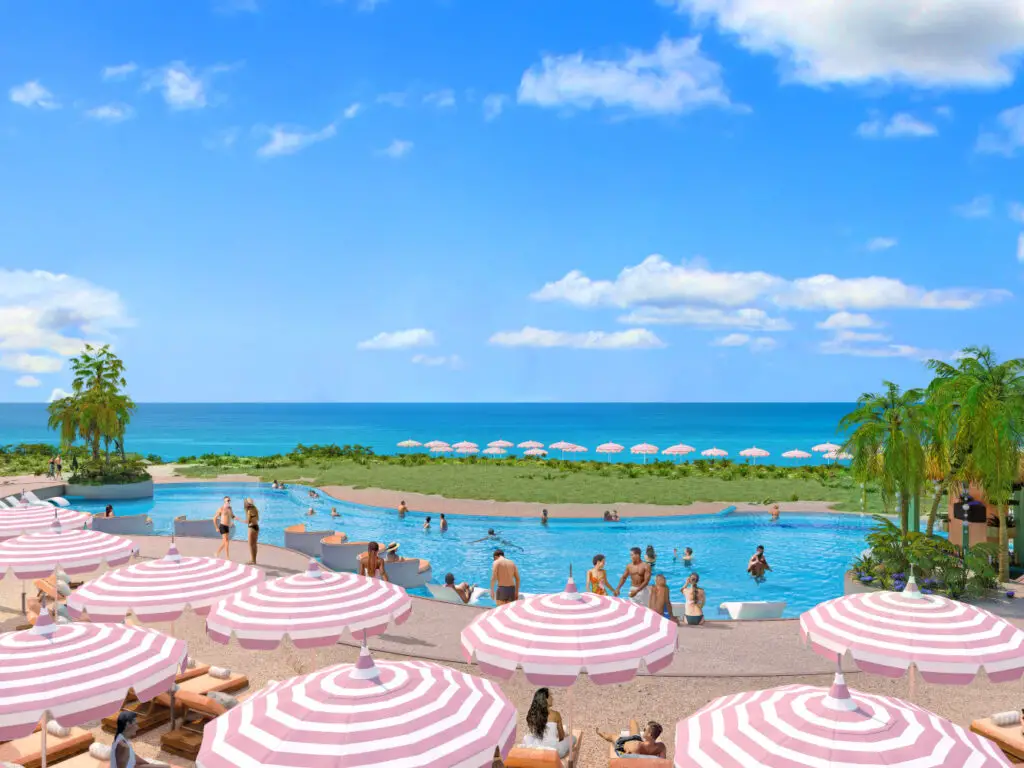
596,720,667,758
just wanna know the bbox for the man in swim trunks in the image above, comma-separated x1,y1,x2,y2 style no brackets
596,721,666,758
213,496,235,559
648,574,678,624
491,549,519,605
398,500,407,518
616,547,652,607
358,542,389,582
748,545,771,577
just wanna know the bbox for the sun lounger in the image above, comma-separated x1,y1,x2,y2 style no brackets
101,667,247,734
383,558,432,589
718,601,787,620
283,523,339,557
172,515,234,539
50,497,71,507
50,743,186,767
0,726,94,768
504,730,583,768
90,513,153,535
426,583,488,604
321,540,372,572
160,691,231,761
971,716,1024,761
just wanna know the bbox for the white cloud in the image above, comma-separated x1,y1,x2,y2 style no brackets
380,139,413,159
483,94,508,121
659,0,1024,88
376,92,407,107
343,102,361,119
423,89,455,108
714,333,750,346
357,329,435,350
819,335,930,359
817,312,878,330
257,123,336,158
533,255,1008,312
145,61,232,110
0,270,131,366
48,388,71,402
955,195,993,218
412,353,463,369
15,375,40,388
85,103,134,122
976,105,1024,155
1008,202,1024,223
857,112,937,139
1018,233,1024,263
102,63,138,81
866,237,897,252
9,81,59,109
712,333,776,351
518,36,736,116
489,327,665,350
618,305,791,331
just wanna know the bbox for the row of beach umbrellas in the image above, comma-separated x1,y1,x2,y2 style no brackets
397,438,853,463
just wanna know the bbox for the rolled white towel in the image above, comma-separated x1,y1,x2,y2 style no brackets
186,656,198,669
46,720,71,738
56,581,72,597
209,666,231,679
991,710,1020,726
206,691,239,709
89,743,112,760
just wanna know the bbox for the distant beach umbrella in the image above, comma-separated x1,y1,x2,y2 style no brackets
517,440,544,449
452,441,478,450
0,507,91,541
429,445,453,454
548,440,574,459
701,447,728,459
596,442,624,462
739,446,770,464
455,446,479,455
423,440,448,449
812,442,841,453
488,439,514,448
565,444,588,454
782,449,812,459
482,447,507,457
396,439,422,449
630,443,659,464
662,444,695,455
823,450,853,462
523,448,548,457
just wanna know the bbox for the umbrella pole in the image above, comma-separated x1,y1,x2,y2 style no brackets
909,665,916,700
41,714,47,768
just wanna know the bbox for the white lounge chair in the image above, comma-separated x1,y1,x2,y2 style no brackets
719,601,787,620
426,583,488,605
50,497,71,507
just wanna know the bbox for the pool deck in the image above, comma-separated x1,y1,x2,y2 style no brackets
1,533,1022,767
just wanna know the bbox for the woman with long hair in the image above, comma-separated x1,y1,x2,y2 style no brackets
244,498,260,565
523,687,575,759
682,572,706,626
112,710,168,766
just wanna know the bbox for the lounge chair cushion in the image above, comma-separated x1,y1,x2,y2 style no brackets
89,742,112,760
46,720,71,737
206,691,239,710
2,762,25,767
209,666,230,679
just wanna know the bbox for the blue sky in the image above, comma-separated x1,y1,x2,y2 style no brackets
2,0,1023,403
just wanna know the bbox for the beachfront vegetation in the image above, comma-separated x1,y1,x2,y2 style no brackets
843,346,1024,581
45,345,148,485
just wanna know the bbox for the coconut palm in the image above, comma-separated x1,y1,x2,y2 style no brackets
841,382,927,534
928,346,1024,581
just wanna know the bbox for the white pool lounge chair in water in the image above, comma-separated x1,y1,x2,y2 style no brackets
91,513,154,536
384,558,432,589
284,523,339,557
426,583,488,605
718,601,787,620
50,496,71,507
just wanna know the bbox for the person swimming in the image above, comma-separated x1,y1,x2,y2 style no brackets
470,528,522,551
439,513,448,532
331,507,340,517
770,503,780,521
645,545,657,567
306,506,315,516
674,546,694,566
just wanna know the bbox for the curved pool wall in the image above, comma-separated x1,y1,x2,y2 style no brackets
68,482,878,617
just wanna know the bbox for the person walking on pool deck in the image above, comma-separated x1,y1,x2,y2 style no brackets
586,554,618,596
617,547,652,606
682,572,705,625
358,541,390,581
244,497,260,565
212,496,235,559
491,549,519,605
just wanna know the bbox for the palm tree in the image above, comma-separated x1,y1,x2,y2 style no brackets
841,382,927,534
921,397,955,536
928,346,1024,581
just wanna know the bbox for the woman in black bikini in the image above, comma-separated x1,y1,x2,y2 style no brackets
244,497,259,565
213,496,235,559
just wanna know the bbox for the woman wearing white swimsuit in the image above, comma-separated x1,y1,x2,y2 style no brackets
112,711,167,767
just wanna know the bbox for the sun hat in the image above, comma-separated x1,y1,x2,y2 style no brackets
385,542,400,554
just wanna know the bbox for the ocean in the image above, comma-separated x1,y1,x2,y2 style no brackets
0,403,852,462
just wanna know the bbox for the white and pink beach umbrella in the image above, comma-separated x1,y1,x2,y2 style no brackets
206,559,412,649
812,442,841,454
630,443,659,464
0,612,187,764
429,444,453,454
517,440,544,449
488,439,514,449
197,645,517,768
0,524,138,579
782,449,811,459
739,446,770,463
452,441,478,450
662,444,695,457
799,586,1024,685
456,446,480,455
674,672,1010,767
523,448,547,457
549,440,574,459
0,507,91,541
67,541,263,623
461,574,677,685
564,444,588,454
596,442,624,461
397,439,422,449
701,447,728,459
482,447,507,457
423,440,448,449
824,449,854,462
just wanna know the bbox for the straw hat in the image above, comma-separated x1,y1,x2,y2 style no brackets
385,542,400,554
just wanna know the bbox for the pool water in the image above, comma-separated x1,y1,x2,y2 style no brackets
70,483,877,618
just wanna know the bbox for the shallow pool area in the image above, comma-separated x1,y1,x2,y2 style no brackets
69,482,877,617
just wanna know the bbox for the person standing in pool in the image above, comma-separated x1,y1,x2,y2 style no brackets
439,513,448,532
770,503,780,521
398,500,408,518
212,496,235,559
645,545,657,568
616,547,652,606
423,516,431,531
648,574,678,624
244,497,260,565
491,549,520,605
541,509,549,526
681,573,705,625
747,545,770,578
586,554,618,596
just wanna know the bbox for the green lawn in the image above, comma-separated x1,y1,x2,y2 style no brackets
175,458,883,511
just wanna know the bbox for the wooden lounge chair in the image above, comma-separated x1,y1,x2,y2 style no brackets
971,716,1024,761
504,730,583,768
122,664,211,703
0,727,94,768
51,745,186,767
160,691,230,761
100,667,247,734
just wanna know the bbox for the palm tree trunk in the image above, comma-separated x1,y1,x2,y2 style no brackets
899,492,909,536
925,488,944,536
999,504,1010,582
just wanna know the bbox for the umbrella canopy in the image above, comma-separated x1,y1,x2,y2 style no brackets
662,444,695,456
782,449,812,459
812,442,841,453
517,440,544,449
564,444,588,453
549,441,574,450
630,443,659,454
0,612,187,740
0,507,91,541
488,439,514,448
596,442,624,454
739,447,770,458
429,445,453,454
701,447,728,458
800,585,1024,684
824,449,854,460
423,440,448,449
0,524,138,579
523,448,547,457
674,672,1010,767
67,541,263,623
397,439,422,448
452,441,479,450
197,645,517,768
456,446,480,455
461,575,676,686
206,559,412,650
482,447,507,456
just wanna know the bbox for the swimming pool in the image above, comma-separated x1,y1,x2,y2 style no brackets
69,483,877,618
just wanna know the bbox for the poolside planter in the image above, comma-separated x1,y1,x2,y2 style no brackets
65,479,154,500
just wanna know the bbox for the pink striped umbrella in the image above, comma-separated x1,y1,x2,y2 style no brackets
824,449,854,461
782,449,811,459
596,442,624,462
482,447,507,456
739,446,769,463
523,448,547,457
812,442,841,453
800,584,1024,685
206,559,412,649
429,444,453,454
662,444,695,456
674,672,1010,767
197,645,517,768
0,524,138,579
423,440,448,449
701,447,728,459
452,441,478,450
456,446,480,455
0,611,187,750
488,439,513,448
397,439,422,449
461,574,677,685
630,443,659,464
0,507,91,541
517,440,543,449
67,541,263,623
564,444,588,454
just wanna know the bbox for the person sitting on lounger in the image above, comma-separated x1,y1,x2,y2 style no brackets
113,710,170,767
444,572,475,604
384,542,403,562
648,573,679,624
596,720,667,759
747,545,770,578
358,542,389,582
523,688,576,759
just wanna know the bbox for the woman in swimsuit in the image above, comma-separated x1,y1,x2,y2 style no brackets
645,545,657,568
112,710,168,767
586,554,618,596
681,572,705,626
213,497,235,559
244,498,260,565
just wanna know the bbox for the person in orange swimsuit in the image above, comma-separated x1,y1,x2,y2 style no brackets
587,554,618,596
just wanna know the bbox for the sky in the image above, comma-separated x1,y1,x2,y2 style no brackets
1,0,1024,403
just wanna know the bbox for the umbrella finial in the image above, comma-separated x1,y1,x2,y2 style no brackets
903,565,924,598
823,672,857,711
31,610,58,637
305,558,322,579
165,541,182,563
49,512,62,534
351,642,380,680
563,566,582,600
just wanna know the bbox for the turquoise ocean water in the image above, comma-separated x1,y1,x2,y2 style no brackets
0,403,851,461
